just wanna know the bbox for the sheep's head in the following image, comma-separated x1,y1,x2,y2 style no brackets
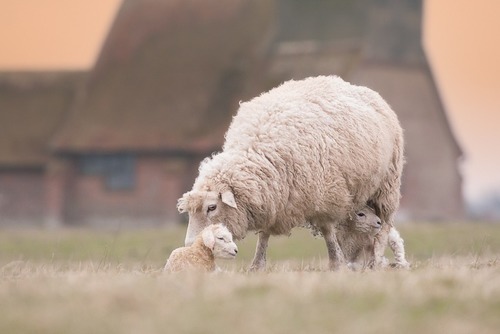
178,189,245,246
349,206,382,235
200,224,238,259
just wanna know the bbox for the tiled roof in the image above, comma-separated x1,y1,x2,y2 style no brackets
0,72,83,167
50,0,274,154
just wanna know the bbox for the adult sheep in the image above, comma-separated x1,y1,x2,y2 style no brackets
178,75,404,271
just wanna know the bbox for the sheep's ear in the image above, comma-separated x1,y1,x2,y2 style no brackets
221,191,237,209
202,227,216,250
177,192,190,213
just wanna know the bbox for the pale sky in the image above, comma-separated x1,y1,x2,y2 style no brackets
0,0,499,202
424,0,500,201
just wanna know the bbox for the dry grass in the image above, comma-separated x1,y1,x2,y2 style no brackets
0,222,499,334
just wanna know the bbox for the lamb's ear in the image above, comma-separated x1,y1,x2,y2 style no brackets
202,227,216,250
221,190,237,209
177,192,190,213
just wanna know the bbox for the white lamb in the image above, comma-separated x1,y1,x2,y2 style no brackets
164,224,238,272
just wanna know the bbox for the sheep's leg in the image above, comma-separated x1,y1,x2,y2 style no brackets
320,224,346,270
371,145,405,268
249,231,270,271
372,222,391,268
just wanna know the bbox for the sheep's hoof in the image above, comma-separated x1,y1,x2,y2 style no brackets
328,260,347,271
389,261,411,270
248,263,266,272
347,262,363,271
248,266,265,272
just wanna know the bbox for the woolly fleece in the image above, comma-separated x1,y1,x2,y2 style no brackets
180,75,404,269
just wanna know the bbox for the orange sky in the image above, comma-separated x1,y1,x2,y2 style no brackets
0,0,121,69
0,0,499,202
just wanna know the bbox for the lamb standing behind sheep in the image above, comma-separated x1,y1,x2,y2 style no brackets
179,75,405,271
309,206,410,270
314,206,383,270
164,224,238,272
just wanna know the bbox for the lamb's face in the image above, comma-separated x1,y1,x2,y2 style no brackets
178,190,238,246
350,206,382,235
202,224,238,259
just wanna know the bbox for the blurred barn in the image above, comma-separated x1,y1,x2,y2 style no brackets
0,0,464,227
271,0,465,220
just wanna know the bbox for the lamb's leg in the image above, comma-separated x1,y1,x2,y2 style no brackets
249,231,270,271
320,224,346,270
388,227,410,269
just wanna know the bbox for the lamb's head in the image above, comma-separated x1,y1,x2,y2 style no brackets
349,206,382,235
201,224,238,259
178,189,244,246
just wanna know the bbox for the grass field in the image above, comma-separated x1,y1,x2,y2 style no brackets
1,222,499,334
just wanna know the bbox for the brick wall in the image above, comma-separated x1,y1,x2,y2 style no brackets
64,155,201,227
0,169,45,226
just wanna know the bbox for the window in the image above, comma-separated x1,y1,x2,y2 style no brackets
80,154,136,191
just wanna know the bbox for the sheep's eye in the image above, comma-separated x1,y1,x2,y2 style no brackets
217,237,224,241
207,204,217,212
357,212,365,217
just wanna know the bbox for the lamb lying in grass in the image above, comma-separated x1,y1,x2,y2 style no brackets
164,224,238,272
308,206,410,270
